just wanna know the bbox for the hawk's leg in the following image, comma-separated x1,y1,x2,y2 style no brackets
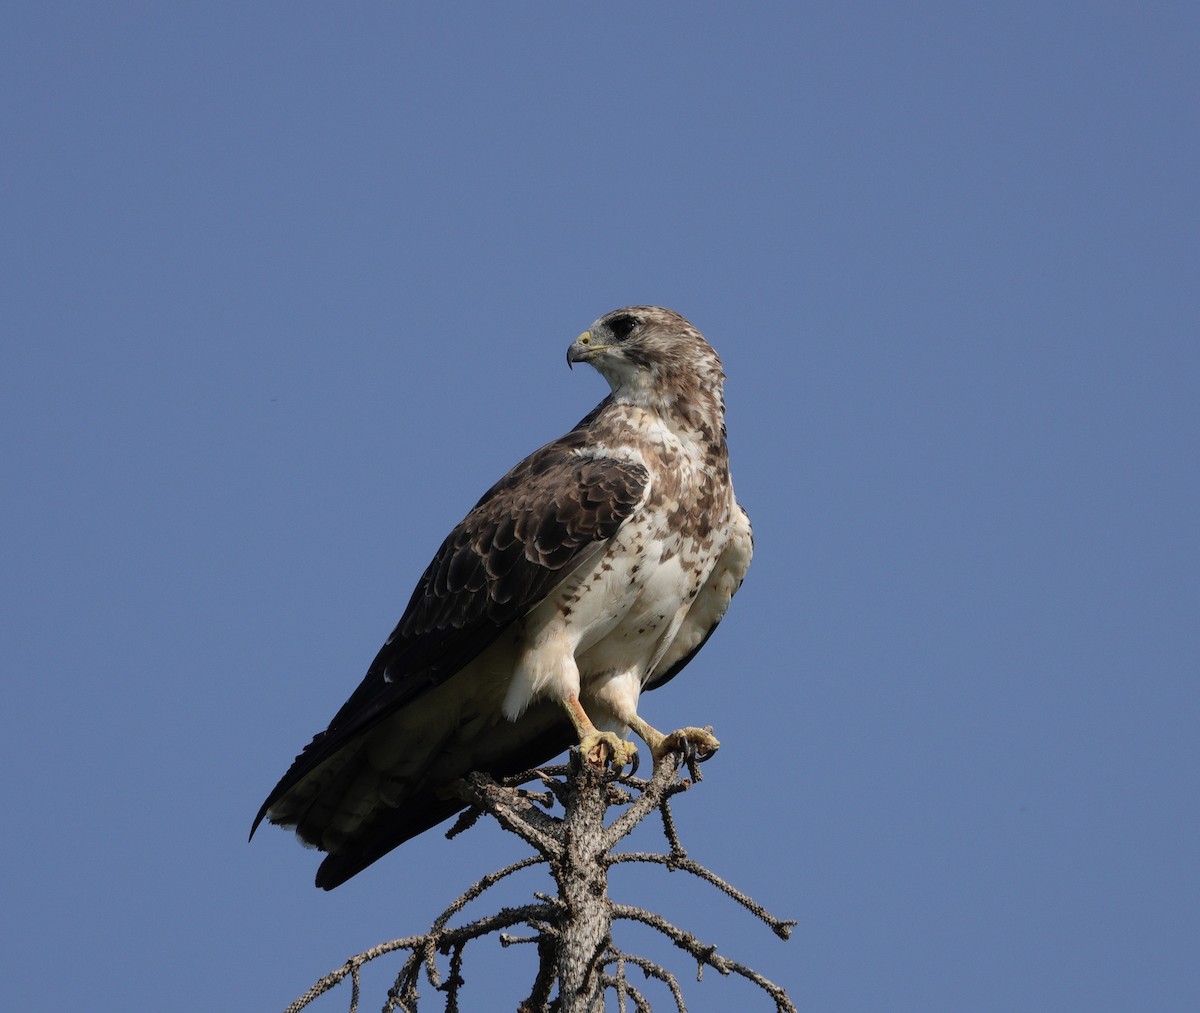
562,694,637,769
625,716,721,767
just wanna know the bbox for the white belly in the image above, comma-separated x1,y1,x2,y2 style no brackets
501,509,719,728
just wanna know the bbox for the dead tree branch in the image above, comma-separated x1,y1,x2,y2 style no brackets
280,741,796,1012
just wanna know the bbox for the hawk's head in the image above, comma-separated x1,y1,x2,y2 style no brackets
567,306,726,433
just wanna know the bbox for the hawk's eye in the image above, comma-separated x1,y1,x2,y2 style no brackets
608,315,638,342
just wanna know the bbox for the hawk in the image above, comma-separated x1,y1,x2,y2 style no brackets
252,306,752,888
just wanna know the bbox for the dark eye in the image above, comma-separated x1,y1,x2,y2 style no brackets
608,314,638,342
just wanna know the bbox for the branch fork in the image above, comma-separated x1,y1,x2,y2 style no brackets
281,739,795,1013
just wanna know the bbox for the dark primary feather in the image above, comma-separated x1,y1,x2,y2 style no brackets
251,408,648,848
309,718,569,889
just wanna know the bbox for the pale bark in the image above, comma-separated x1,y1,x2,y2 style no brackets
281,746,796,1013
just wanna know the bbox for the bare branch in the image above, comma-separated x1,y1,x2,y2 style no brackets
608,852,796,940
612,903,797,1013
279,743,795,1012
449,772,564,858
281,936,423,1013
607,949,687,1013
600,753,686,849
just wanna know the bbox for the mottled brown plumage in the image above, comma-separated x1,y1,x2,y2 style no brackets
253,307,751,888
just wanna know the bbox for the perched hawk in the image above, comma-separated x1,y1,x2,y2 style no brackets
252,306,752,888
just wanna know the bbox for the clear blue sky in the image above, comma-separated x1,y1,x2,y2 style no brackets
3,4,1197,1011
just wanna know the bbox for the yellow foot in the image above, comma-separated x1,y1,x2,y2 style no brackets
578,730,638,769
652,726,720,764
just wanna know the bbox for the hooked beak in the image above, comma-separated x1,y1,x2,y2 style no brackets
566,331,601,369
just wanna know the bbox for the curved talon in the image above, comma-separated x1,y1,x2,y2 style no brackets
579,730,637,770
658,727,720,763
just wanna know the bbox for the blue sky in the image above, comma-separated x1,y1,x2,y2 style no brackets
3,4,1197,1011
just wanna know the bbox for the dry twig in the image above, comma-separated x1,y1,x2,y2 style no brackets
280,742,795,1012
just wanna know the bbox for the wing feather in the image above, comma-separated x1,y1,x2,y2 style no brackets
252,425,647,839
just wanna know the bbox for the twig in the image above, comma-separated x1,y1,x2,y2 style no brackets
278,741,795,1012
608,852,796,940
612,903,797,1013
